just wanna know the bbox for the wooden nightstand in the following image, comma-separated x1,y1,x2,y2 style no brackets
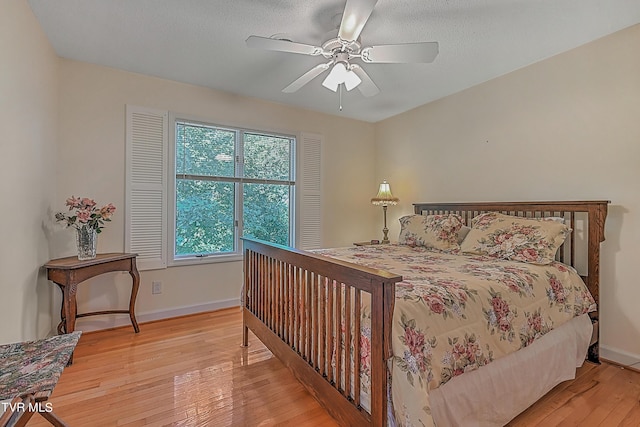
353,240,383,246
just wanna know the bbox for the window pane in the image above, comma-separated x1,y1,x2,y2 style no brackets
176,123,235,177
243,183,290,245
243,133,291,181
175,179,235,255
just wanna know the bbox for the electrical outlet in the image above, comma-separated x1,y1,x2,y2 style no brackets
152,281,162,294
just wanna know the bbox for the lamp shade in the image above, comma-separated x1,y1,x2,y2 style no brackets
371,180,399,206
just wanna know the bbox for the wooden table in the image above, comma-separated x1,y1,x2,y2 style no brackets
353,240,385,246
44,253,141,337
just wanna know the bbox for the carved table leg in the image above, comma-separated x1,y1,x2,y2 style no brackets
61,282,78,364
128,260,140,333
56,283,66,334
62,283,78,336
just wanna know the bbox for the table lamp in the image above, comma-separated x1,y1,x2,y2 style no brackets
371,180,399,244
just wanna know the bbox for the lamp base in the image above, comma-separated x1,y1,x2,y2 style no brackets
382,226,390,244
381,205,390,244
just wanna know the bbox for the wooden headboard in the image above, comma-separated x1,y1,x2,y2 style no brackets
414,200,609,364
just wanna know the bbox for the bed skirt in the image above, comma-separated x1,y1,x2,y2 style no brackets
426,313,592,426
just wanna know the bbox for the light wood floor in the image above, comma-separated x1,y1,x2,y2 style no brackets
28,308,640,426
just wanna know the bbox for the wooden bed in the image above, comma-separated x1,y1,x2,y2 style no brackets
241,200,609,426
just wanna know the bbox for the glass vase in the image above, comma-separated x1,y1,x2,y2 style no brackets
76,226,97,260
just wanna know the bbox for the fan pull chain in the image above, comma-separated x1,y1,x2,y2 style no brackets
339,84,343,111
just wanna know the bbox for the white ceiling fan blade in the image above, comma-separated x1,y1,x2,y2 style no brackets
361,42,439,63
350,65,379,97
283,62,332,93
246,35,323,56
338,0,378,42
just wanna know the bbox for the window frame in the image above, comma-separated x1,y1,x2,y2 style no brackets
167,113,296,267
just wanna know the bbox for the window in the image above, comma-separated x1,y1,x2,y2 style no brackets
125,105,321,271
171,119,295,263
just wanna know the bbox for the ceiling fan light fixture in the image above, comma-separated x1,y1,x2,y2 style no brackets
344,69,361,91
321,78,339,92
321,73,339,92
321,62,362,92
322,62,346,91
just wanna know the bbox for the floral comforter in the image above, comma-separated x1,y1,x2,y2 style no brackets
313,244,595,427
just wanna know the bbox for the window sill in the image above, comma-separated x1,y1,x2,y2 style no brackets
168,253,243,267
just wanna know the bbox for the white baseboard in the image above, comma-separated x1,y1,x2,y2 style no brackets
600,345,640,367
71,298,241,333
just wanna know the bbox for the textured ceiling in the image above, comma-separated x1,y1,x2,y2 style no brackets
28,0,640,122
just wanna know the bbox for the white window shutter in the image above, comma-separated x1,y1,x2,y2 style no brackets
297,132,322,249
125,105,168,270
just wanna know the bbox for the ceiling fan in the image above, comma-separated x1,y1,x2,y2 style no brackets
246,0,439,98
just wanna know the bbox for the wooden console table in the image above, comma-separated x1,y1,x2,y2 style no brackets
44,253,141,337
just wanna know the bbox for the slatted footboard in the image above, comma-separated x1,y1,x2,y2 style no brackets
241,238,402,426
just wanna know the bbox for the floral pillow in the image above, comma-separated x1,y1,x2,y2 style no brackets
460,212,571,265
398,214,464,251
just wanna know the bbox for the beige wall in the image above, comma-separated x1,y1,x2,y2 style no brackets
0,1,59,343
375,24,640,364
55,60,378,329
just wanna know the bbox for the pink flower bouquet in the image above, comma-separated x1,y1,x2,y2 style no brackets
55,196,116,233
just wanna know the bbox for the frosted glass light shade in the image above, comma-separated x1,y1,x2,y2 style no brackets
322,62,362,92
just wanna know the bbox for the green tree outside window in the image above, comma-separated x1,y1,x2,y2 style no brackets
175,122,294,257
